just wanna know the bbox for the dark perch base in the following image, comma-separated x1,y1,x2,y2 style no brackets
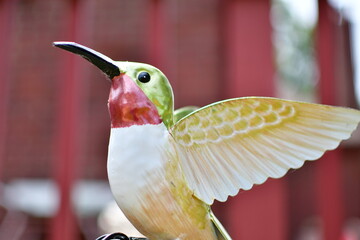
96,232,148,240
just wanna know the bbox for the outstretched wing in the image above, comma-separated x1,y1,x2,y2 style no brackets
170,97,360,205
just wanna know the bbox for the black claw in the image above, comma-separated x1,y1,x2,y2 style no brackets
95,233,148,240
95,234,107,240
95,232,129,240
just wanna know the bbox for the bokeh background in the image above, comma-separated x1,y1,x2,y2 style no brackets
0,0,360,239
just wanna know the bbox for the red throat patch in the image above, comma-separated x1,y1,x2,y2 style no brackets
108,74,162,128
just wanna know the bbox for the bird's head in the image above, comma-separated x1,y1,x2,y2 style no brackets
53,42,174,128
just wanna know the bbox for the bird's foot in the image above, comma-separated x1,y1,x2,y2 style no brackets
96,232,148,240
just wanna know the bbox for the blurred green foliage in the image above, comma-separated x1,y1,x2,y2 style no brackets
272,0,318,102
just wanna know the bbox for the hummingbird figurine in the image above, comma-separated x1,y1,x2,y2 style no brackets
54,42,360,240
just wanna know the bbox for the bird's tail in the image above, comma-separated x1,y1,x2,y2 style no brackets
210,211,232,240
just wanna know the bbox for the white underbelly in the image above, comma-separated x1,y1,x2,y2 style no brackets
107,123,170,202
107,124,179,237
106,123,216,240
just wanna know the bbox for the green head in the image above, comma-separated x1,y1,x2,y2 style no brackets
53,42,174,128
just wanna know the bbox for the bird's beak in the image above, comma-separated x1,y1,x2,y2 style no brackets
53,41,120,79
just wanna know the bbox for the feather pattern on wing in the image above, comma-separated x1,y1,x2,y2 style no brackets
171,97,360,204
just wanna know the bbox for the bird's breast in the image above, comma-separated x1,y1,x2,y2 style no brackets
106,123,216,239
107,123,170,195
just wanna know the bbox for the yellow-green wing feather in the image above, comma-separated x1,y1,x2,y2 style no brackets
171,97,360,204
174,106,199,123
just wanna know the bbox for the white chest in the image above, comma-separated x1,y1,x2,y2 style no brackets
106,123,217,239
107,123,171,199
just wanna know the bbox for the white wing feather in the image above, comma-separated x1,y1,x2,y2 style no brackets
171,97,360,204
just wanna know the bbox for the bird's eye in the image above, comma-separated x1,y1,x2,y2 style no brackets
138,72,151,83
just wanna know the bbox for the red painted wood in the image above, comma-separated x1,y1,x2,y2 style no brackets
0,0,14,181
50,0,89,239
317,0,338,106
148,0,166,68
147,0,176,86
315,1,344,239
316,151,344,239
226,180,288,240
221,0,275,99
220,0,287,239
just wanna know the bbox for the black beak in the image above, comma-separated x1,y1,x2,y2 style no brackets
53,41,120,79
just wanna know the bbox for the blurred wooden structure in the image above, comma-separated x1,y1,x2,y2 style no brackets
0,0,359,239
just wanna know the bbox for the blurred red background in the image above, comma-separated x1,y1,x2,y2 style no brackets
0,0,359,239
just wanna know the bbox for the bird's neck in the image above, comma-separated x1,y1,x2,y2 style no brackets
108,74,162,128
